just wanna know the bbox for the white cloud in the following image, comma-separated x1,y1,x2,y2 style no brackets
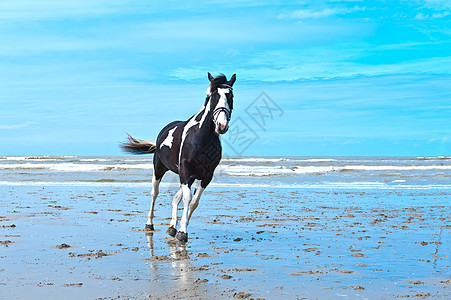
0,122,36,130
278,6,366,20
428,136,451,144
432,11,450,18
169,56,451,82
415,10,450,19
0,0,273,21
420,0,451,10
415,12,428,20
0,1,126,20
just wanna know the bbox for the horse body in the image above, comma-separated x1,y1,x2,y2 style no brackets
121,73,236,242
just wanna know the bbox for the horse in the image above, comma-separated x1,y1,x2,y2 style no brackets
120,73,236,242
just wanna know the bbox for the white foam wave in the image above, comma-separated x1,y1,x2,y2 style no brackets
222,157,336,163
2,156,28,161
416,156,451,160
216,165,334,176
338,165,451,171
216,164,451,176
302,159,337,162
0,156,73,161
222,157,287,162
0,180,449,190
1,159,450,175
392,180,406,183
0,163,154,172
79,158,109,162
120,158,154,162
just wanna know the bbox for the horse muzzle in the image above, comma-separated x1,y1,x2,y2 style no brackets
213,107,231,135
215,122,229,134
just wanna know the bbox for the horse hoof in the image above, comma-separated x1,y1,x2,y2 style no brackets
175,231,188,242
145,224,155,231
166,227,177,237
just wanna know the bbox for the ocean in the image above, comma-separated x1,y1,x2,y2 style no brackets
1,156,450,190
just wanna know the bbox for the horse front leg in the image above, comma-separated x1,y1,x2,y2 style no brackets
175,184,192,242
167,187,182,237
188,180,205,221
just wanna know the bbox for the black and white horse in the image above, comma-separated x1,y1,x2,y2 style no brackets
121,73,236,242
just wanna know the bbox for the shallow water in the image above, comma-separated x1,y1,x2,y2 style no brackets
0,157,450,299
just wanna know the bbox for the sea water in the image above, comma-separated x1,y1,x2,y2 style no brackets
0,156,450,190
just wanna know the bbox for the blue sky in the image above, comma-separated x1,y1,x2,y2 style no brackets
0,0,450,156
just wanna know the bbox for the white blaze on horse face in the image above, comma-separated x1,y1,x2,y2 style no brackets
217,88,230,112
215,88,230,132
160,127,177,149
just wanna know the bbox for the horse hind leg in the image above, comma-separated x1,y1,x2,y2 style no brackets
145,173,161,231
146,155,167,231
167,187,182,237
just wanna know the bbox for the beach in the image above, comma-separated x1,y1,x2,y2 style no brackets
0,156,450,299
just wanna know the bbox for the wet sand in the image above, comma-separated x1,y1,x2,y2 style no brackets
0,185,449,299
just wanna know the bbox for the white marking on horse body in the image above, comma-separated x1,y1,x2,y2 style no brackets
206,86,211,96
179,114,200,163
182,118,199,141
160,127,177,149
198,100,210,129
178,96,212,163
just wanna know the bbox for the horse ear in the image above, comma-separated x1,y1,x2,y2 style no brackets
208,72,214,82
228,74,236,86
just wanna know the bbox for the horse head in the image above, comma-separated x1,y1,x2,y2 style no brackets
206,73,236,134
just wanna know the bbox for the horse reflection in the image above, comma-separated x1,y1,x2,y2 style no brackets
144,233,191,289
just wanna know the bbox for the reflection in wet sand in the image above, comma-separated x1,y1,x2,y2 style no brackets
144,232,209,299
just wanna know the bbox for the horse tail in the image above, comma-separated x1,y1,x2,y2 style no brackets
120,133,156,154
